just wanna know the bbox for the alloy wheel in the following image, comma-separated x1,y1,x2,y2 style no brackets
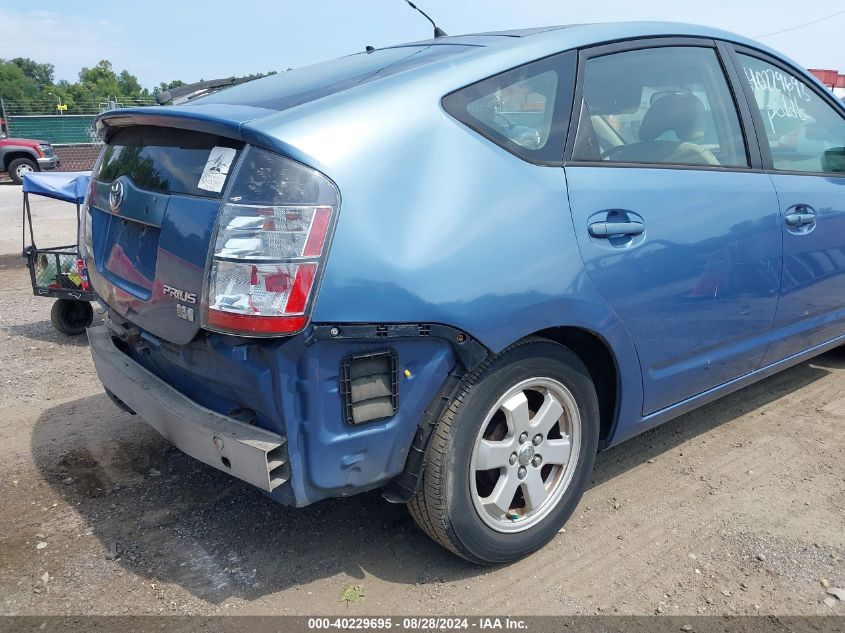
469,377,581,533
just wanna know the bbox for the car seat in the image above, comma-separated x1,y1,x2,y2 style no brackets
610,92,720,166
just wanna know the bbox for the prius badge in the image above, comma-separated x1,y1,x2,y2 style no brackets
163,283,197,323
162,284,197,304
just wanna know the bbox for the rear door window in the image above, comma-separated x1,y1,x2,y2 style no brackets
571,46,748,168
94,126,242,197
442,51,576,163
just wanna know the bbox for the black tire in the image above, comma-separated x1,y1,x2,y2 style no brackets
50,299,93,336
407,337,600,565
8,157,38,185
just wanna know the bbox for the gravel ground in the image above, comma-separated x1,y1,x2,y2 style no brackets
0,213,843,616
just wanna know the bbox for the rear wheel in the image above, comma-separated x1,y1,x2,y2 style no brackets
8,157,38,185
50,299,93,336
407,338,599,564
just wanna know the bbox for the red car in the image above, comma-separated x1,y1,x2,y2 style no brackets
0,118,58,184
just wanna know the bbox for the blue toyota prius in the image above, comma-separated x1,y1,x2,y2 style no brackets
79,22,845,564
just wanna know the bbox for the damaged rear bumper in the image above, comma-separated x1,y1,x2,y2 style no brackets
87,325,289,492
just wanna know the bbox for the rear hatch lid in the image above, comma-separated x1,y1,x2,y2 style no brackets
86,122,246,344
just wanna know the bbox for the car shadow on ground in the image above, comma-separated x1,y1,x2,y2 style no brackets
591,347,845,487
5,317,99,346
29,348,845,603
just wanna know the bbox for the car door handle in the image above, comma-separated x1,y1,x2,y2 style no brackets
785,212,815,227
588,221,645,238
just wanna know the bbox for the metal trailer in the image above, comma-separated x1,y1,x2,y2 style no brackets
22,171,97,334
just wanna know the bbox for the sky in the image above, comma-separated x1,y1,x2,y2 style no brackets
0,1,843,89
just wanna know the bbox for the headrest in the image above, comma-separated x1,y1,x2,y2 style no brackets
639,93,707,142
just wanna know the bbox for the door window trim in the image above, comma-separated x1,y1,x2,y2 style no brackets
724,43,845,179
563,36,762,173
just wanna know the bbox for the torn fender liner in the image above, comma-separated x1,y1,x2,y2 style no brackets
87,325,289,491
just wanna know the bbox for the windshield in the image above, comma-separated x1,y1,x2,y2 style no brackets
193,45,476,111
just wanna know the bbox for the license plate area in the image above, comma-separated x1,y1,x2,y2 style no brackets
95,208,160,298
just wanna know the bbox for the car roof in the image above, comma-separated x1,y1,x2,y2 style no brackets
406,20,752,45
464,25,581,38
401,21,764,51
392,25,580,47
391,21,799,78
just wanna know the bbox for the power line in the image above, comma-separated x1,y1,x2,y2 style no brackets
754,8,845,38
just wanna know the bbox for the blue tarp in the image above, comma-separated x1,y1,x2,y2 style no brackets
22,171,91,204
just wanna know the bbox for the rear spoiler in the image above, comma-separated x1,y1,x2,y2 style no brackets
94,104,308,169
95,104,275,144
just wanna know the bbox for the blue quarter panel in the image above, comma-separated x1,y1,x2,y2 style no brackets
290,338,454,500
252,89,647,446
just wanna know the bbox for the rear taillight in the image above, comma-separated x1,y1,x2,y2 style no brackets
202,146,339,336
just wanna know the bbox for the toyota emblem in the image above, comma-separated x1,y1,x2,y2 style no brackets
110,180,124,211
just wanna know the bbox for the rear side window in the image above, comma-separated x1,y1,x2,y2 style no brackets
443,50,576,163
572,47,748,168
94,126,242,197
738,53,845,174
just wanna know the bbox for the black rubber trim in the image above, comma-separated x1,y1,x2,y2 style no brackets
381,370,465,503
104,388,136,415
306,323,489,373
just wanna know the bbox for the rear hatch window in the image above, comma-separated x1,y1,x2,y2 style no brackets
193,44,477,111
97,126,241,197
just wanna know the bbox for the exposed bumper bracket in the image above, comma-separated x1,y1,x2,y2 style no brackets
87,325,289,492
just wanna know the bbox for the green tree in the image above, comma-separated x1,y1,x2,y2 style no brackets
0,59,40,111
1,56,278,114
10,58,55,88
152,79,187,97
118,69,146,97
65,60,151,109
74,60,121,102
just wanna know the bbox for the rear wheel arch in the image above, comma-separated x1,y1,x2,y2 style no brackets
407,335,600,563
442,324,620,449
527,327,620,450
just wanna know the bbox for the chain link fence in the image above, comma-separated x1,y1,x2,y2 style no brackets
1,97,157,175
